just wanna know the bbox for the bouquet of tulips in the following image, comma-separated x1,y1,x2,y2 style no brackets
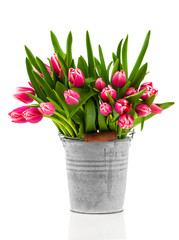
9,30,174,139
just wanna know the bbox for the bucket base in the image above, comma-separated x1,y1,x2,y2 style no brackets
70,209,124,215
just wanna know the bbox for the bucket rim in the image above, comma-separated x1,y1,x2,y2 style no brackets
59,130,135,142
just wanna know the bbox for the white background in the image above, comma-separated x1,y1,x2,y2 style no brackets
1,0,179,239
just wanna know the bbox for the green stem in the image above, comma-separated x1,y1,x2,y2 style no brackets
117,126,122,139
54,111,78,136
44,115,75,137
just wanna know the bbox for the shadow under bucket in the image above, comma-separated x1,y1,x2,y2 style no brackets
60,134,132,214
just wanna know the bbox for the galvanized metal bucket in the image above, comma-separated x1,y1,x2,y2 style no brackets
60,135,132,214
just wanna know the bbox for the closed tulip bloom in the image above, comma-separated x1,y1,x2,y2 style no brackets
135,103,151,117
150,103,163,114
22,108,43,123
139,82,158,100
100,103,112,116
68,68,85,87
38,102,55,116
95,78,106,91
112,70,126,88
8,106,29,123
100,85,117,102
124,87,138,97
114,99,132,115
51,53,63,79
118,114,134,129
13,87,36,104
64,89,80,105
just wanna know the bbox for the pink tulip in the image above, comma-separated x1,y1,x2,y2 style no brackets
118,114,134,129
36,64,52,78
135,103,151,117
68,68,85,87
112,70,126,88
150,103,163,114
13,87,36,104
124,87,138,97
139,82,158,100
100,103,112,116
64,89,80,105
51,53,63,79
8,106,29,123
95,78,106,91
38,102,55,116
22,108,43,123
114,99,132,115
100,85,117,102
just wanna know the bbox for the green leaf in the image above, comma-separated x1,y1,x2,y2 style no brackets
118,81,131,98
98,111,108,132
94,57,102,77
125,88,146,103
128,30,151,82
25,58,47,101
77,56,88,77
66,31,73,68
112,52,117,63
106,92,114,107
32,70,57,102
132,102,175,129
68,91,97,119
36,57,54,88
46,116,75,137
141,117,145,131
107,61,113,76
55,82,70,116
24,46,41,73
156,102,175,110
130,63,148,89
26,93,43,104
108,115,116,131
70,59,76,69
144,94,155,107
86,31,95,77
122,35,128,79
85,98,97,133
54,111,77,136
50,31,66,60
111,59,119,82
116,39,123,70
57,53,68,80
84,77,96,86
98,45,109,84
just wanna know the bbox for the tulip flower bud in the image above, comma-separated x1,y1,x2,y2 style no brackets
150,103,163,114
118,114,134,129
124,87,138,97
38,102,55,116
64,89,80,105
135,103,151,117
13,87,36,104
100,103,112,116
114,99,132,115
100,85,117,102
8,106,29,123
51,53,63,79
139,82,158,100
22,108,43,123
112,70,126,88
68,68,85,87
95,78,106,91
